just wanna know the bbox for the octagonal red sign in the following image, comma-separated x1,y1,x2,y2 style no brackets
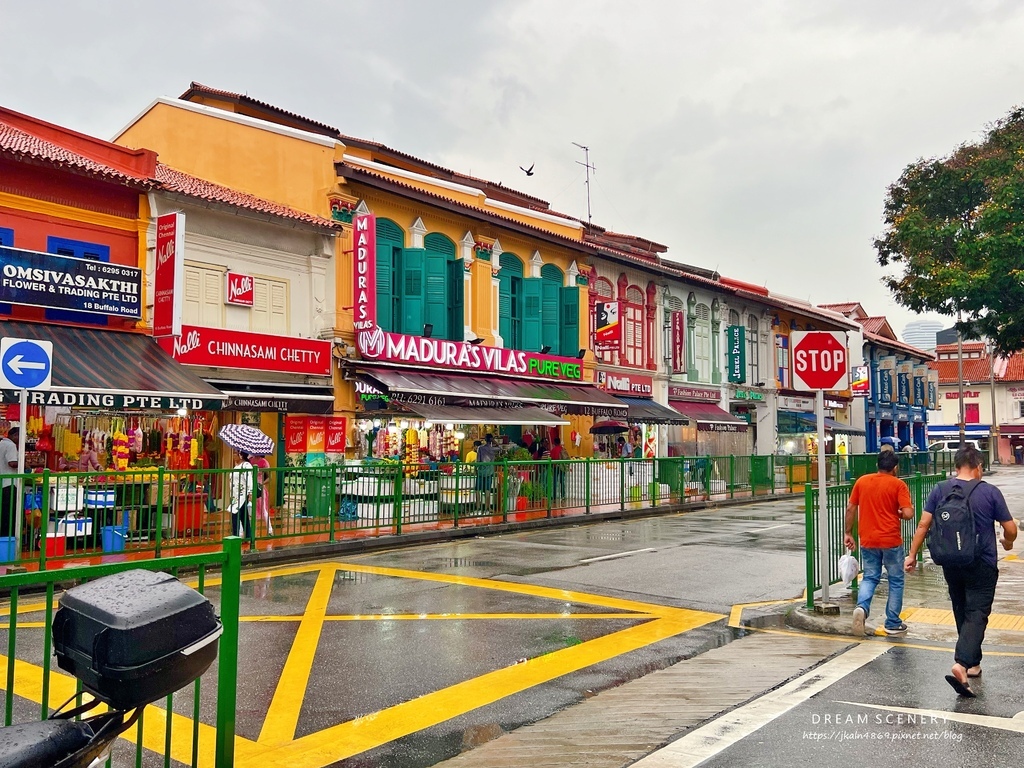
790,331,849,391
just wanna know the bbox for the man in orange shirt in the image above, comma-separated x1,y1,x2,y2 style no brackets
844,451,915,636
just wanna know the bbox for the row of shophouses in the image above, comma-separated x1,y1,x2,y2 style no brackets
0,83,950,475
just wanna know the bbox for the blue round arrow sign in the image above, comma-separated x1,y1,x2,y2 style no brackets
2,340,52,389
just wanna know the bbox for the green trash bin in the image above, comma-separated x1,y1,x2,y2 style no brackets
304,467,335,517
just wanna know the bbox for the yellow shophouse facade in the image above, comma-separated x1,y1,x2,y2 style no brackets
115,85,623,459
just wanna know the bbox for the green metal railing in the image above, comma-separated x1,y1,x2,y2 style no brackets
0,451,987,573
0,537,241,767
804,472,945,609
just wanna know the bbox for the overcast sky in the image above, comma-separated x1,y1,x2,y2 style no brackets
3,0,1022,341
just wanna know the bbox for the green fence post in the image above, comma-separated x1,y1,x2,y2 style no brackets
250,464,259,550
155,466,165,559
619,458,626,512
329,464,337,542
394,465,403,536
502,460,509,523
914,472,925,562
215,536,242,768
728,456,735,499
804,482,816,610
546,458,553,518
585,456,592,514
453,461,461,529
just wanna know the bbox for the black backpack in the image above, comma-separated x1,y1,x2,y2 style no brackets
928,479,982,567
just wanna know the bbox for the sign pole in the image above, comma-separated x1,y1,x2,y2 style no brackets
14,388,26,548
816,388,829,604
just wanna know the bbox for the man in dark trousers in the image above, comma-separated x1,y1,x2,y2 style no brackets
905,446,1017,697
844,450,916,636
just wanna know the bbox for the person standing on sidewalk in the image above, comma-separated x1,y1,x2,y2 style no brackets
905,446,1017,697
0,427,20,539
843,450,916,636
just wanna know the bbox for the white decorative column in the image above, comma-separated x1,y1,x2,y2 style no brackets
530,250,543,278
409,217,427,248
461,231,475,339
565,260,580,287
491,239,503,345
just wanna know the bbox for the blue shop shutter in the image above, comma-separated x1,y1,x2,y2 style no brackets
522,277,543,352
402,247,425,335
560,286,579,356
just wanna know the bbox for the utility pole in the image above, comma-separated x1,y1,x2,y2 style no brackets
957,311,965,447
989,338,1000,463
572,142,595,226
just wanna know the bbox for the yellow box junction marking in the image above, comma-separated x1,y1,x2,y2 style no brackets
0,560,723,767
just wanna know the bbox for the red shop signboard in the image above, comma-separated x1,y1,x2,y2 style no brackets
326,417,346,453
159,325,332,376
286,416,307,453
225,271,255,306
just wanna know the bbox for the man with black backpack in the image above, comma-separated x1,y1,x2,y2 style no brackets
905,446,1017,697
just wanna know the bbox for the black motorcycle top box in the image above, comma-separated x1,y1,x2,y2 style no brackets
52,570,222,711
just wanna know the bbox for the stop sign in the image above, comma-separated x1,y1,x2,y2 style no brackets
791,331,849,391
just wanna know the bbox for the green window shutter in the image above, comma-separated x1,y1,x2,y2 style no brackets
542,279,560,354
374,219,404,333
423,248,447,340
560,286,579,356
375,242,394,332
402,247,425,335
447,259,464,342
522,277,543,352
498,274,512,345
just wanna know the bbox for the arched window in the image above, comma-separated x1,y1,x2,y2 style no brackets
746,314,760,384
624,285,645,367
541,263,563,355
375,218,404,333
729,309,740,326
498,253,524,349
694,302,711,381
423,233,463,341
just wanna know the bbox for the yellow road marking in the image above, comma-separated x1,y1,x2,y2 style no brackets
254,608,722,767
902,606,1024,631
0,653,262,765
258,565,337,745
4,560,726,767
728,598,801,629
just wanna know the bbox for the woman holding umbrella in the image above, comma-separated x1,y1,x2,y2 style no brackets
218,424,275,540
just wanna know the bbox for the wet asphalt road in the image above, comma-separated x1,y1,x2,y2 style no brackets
234,496,811,768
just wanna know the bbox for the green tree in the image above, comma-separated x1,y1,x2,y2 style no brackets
875,107,1024,353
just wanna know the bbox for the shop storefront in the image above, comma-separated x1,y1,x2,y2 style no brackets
0,321,228,541
596,371,685,458
666,385,748,456
728,386,767,454
349,361,625,464
158,324,335,475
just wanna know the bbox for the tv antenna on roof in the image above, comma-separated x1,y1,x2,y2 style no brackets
572,142,595,225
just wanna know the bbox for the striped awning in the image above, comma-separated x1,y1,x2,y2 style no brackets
1,321,226,409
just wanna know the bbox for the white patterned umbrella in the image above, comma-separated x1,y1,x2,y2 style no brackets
218,424,275,456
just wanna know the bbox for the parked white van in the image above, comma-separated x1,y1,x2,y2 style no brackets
927,439,980,452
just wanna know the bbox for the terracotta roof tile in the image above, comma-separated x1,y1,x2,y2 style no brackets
859,316,895,337
863,330,935,360
819,302,863,314
0,121,153,187
180,82,554,210
934,342,986,353
931,357,993,384
1002,352,1024,382
155,165,339,229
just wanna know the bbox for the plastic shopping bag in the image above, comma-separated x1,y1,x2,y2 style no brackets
838,554,859,588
